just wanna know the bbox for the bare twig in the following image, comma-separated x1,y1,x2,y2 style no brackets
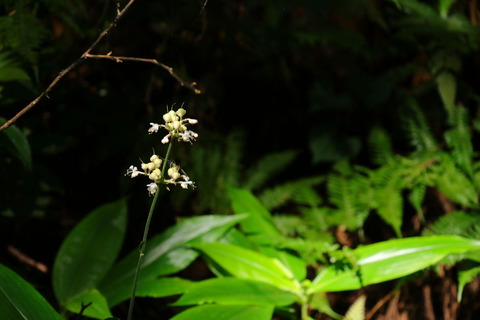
84,53,201,94
0,0,199,131
365,288,395,320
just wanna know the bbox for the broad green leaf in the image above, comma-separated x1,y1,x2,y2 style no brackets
65,289,112,319
0,263,63,320
0,117,32,168
136,277,193,298
192,242,301,294
173,278,298,306
0,66,30,82
259,246,307,282
228,187,279,236
170,305,274,320
99,215,246,306
310,236,480,292
52,199,127,306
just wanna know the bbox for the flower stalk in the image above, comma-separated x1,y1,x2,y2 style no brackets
125,107,197,320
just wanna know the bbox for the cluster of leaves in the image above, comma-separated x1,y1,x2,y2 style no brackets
2,192,480,320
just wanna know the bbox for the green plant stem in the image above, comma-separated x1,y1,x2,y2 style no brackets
127,141,173,320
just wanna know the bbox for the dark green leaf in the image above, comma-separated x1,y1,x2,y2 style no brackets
52,199,127,307
0,263,63,320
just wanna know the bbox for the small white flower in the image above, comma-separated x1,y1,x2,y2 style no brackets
127,165,141,178
180,175,195,189
179,130,198,143
148,123,160,134
188,119,198,124
161,135,170,144
146,182,158,195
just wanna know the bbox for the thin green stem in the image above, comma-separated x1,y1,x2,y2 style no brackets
127,141,173,320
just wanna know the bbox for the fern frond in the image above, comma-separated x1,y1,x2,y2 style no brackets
258,176,324,210
243,149,298,190
444,106,474,178
0,12,50,65
343,295,366,320
368,126,394,165
401,99,437,153
434,153,478,207
370,163,405,236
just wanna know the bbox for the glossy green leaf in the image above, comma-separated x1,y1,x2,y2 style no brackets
65,289,112,319
53,199,127,306
259,246,307,282
99,214,246,306
310,236,480,292
0,117,32,168
173,278,298,306
0,263,63,320
170,305,274,320
228,187,279,236
136,277,193,298
192,242,301,294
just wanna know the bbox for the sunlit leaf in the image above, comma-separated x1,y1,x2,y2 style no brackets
99,215,246,306
170,305,274,320
65,289,112,319
310,236,480,292
173,278,298,306
192,242,301,294
228,187,279,236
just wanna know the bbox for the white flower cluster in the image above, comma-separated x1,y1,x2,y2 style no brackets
126,107,198,195
148,107,198,144
126,154,194,195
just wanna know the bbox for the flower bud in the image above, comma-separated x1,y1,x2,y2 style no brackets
154,158,162,168
147,162,155,171
176,108,186,117
150,154,159,162
172,120,181,130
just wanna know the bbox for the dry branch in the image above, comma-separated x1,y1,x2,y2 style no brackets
0,0,200,131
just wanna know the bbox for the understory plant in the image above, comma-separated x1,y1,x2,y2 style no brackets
2,187,480,320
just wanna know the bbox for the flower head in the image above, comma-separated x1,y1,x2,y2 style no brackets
148,106,198,144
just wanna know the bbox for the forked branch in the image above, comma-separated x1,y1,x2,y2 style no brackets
0,0,200,131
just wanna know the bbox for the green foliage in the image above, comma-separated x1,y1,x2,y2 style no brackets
0,0,84,66
52,199,127,318
0,264,63,320
0,116,31,168
173,188,480,320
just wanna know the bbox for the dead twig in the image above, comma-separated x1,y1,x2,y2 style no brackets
84,53,201,94
0,0,199,131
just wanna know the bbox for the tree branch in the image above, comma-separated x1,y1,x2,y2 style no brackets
0,0,199,131
84,53,201,94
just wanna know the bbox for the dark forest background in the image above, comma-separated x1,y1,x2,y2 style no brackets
2,0,480,319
